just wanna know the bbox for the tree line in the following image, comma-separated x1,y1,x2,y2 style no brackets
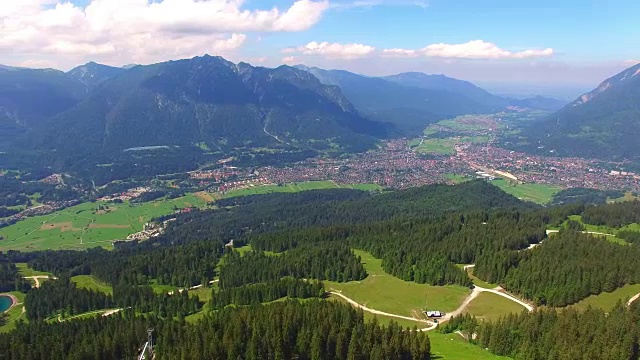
446,302,640,360
210,278,324,310
218,243,366,289
0,300,431,360
25,276,201,321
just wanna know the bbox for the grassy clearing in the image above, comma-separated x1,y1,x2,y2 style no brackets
429,332,512,360
415,139,457,155
326,250,470,318
445,174,472,184
491,179,562,204
0,291,28,333
550,215,633,245
71,275,113,295
15,263,52,277
148,280,179,295
328,293,427,329
0,194,208,252
188,287,213,303
463,292,527,322
569,284,640,312
235,244,254,256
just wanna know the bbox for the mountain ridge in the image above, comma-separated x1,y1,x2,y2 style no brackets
29,55,387,168
514,63,640,160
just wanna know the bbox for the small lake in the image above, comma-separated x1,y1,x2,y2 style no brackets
0,295,13,312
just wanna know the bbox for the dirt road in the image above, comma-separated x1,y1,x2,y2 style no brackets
24,275,55,288
330,282,533,332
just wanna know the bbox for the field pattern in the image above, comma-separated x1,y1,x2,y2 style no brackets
0,194,207,252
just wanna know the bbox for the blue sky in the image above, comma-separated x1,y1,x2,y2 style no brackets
2,0,638,97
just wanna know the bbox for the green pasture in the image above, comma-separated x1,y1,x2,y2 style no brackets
16,263,53,277
463,292,527,322
429,332,512,360
568,284,640,312
491,179,562,204
71,275,113,295
326,250,470,319
0,194,207,252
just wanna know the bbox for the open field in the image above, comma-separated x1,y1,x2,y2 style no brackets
429,332,512,360
548,215,635,245
326,250,470,319
569,284,640,312
222,180,382,199
414,138,457,155
463,292,527,322
71,275,113,295
16,263,52,277
491,179,562,204
0,194,208,252
0,291,27,333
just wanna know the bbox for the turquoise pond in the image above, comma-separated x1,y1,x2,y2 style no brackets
0,295,12,312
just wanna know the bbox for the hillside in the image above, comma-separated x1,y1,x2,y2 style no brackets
0,67,85,148
31,56,387,167
67,62,126,90
297,66,502,135
520,63,640,160
384,72,508,109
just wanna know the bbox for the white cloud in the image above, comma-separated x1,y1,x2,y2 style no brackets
282,56,300,64
0,0,329,69
384,40,554,60
330,0,428,10
285,41,376,59
381,48,419,58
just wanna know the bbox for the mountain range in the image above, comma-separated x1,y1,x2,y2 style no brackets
520,63,640,161
0,55,572,171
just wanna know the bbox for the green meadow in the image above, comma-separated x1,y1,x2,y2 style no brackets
491,179,562,204
326,250,470,319
463,292,527,322
569,284,640,312
0,194,207,252
71,275,113,295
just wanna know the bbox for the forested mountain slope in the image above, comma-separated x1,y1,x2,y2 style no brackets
0,67,85,148
296,66,501,135
30,56,387,168
519,63,640,160
67,61,126,90
383,72,508,109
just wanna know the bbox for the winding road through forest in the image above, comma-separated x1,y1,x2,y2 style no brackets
330,280,533,332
